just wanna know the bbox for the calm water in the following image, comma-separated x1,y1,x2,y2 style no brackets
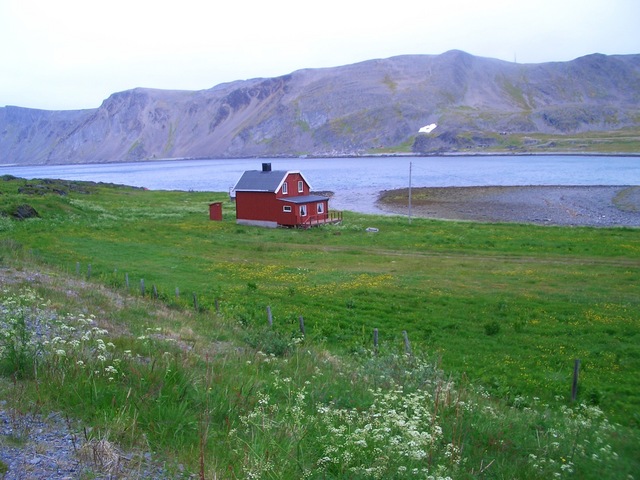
2,156,639,214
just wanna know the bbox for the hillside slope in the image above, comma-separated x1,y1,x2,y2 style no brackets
2,50,639,164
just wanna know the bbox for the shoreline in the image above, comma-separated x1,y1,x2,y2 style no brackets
3,151,640,167
376,185,640,227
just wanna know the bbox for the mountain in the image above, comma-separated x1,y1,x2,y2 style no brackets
2,50,640,164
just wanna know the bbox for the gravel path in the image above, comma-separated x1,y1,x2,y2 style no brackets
0,399,181,480
377,185,640,227
0,408,83,479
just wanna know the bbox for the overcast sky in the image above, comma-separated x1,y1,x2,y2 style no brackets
1,0,639,110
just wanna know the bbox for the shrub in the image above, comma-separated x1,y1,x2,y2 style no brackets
243,326,294,356
484,321,501,336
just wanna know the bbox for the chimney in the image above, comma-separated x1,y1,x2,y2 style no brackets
262,163,272,172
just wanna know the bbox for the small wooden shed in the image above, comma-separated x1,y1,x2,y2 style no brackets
209,202,223,221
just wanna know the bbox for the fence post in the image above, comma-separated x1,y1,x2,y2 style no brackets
175,287,180,299
373,328,379,355
140,279,145,296
76,262,80,276
215,299,220,314
299,316,306,336
152,285,158,299
125,273,130,290
87,264,91,279
193,293,199,311
267,306,273,327
403,330,412,355
572,359,580,402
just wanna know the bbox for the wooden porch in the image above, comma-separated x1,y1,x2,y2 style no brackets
299,210,343,228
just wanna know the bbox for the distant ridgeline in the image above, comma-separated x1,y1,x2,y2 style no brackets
2,50,640,164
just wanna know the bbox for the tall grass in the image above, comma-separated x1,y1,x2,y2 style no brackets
1,280,637,478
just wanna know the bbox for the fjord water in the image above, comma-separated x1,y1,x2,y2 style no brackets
2,156,638,214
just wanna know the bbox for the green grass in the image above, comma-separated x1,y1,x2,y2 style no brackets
370,126,640,155
502,128,640,153
1,176,639,478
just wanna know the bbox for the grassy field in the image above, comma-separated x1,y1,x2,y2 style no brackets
1,176,639,478
373,127,640,154
486,128,640,154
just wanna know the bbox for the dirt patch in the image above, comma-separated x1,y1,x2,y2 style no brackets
377,186,640,227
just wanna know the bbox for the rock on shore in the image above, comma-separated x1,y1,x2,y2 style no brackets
377,186,640,227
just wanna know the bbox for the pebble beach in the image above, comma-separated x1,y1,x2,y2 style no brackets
377,185,640,227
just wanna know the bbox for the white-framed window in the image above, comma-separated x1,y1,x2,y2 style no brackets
298,180,304,193
300,205,307,216
317,202,324,214
282,182,288,195
283,205,292,213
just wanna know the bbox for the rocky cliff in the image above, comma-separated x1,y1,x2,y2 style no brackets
2,50,639,164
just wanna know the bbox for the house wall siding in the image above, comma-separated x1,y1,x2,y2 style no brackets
235,192,276,221
236,191,296,226
276,173,309,199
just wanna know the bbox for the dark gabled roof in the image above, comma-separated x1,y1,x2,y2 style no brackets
233,170,313,192
233,170,288,192
279,195,328,204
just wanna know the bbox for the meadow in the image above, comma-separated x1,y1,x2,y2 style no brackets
1,176,639,478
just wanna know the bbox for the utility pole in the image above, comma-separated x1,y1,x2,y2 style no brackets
408,161,412,224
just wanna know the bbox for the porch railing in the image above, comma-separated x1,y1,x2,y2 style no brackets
300,210,343,228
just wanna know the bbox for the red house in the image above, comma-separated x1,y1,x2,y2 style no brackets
232,163,342,228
